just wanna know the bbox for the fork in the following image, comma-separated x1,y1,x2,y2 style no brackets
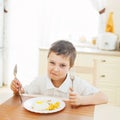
70,74,75,89
70,68,76,108
70,68,75,89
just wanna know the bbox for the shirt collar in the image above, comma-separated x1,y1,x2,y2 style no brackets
46,77,55,89
46,74,71,93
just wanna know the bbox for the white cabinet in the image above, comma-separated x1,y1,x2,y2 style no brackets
95,55,120,105
75,53,120,105
74,53,95,85
39,49,48,75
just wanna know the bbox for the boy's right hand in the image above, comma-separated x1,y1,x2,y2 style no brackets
10,78,22,95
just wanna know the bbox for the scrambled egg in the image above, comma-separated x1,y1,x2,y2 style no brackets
32,100,60,111
46,102,60,110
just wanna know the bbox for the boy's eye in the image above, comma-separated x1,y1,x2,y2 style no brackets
49,61,55,65
60,64,66,68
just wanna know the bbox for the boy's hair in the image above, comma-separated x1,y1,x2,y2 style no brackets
48,40,76,67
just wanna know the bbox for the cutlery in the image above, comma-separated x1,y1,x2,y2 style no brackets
13,64,17,78
70,68,76,108
70,74,75,89
70,68,75,89
13,64,23,103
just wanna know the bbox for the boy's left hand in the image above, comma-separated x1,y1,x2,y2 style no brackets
69,87,81,106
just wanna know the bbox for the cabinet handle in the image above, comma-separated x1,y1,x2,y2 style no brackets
101,60,106,62
100,75,105,77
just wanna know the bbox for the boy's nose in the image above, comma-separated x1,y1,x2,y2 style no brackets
54,66,60,71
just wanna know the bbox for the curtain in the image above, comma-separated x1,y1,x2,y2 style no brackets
89,0,107,33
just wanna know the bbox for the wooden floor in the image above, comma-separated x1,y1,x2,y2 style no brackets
0,86,120,120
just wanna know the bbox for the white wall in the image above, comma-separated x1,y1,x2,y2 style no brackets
37,0,99,47
5,0,40,85
0,0,4,87
106,0,120,39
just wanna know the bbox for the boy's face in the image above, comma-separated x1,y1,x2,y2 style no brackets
47,52,71,82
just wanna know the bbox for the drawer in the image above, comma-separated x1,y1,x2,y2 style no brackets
97,67,120,84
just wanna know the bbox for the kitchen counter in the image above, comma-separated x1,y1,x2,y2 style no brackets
39,47,120,57
76,47,120,57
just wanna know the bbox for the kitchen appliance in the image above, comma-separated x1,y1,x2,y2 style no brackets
97,32,117,50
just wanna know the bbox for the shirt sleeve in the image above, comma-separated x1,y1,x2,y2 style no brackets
23,77,42,94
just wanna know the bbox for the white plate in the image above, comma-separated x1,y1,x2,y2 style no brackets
23,96,66,113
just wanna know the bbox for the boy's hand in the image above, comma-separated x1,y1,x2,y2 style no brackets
10,78,22,95
69,87,81,106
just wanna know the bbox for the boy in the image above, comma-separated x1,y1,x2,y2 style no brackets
11,40,108,106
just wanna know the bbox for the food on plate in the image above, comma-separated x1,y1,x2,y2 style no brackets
32,100,60,111
46,101,60,110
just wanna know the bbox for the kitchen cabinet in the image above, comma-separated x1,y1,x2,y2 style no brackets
39,49,48,75
39,48,120,105
74,53,95,85
75,52,120,105
95,55,120,105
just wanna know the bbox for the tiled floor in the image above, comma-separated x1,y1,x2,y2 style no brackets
0,86,120,120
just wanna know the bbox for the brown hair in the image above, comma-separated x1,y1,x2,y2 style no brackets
48,40,76,67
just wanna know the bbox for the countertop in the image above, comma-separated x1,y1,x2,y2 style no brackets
39,47,120,57
76,47,120,57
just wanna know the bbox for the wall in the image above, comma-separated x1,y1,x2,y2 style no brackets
4,0,40,85
106,0,120,39
0,0,4,87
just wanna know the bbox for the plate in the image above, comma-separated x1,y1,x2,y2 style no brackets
23,96,66,113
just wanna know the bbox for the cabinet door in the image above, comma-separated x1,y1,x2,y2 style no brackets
95,56,120,85
74,53,95,84
95,55,120,105
39,49,48,75
97,84,120,105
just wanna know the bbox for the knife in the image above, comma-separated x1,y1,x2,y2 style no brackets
13,64,17,78
13,64,23,103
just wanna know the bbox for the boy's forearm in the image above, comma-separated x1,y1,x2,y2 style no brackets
79,91,108,105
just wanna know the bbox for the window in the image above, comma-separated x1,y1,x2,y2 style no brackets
6,0,99,85
38,0,99,47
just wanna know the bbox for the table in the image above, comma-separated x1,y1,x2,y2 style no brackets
0,95,95,120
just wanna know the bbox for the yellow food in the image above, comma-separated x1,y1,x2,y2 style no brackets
36,101,43,104
46,102,60,110
32,100,60,111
